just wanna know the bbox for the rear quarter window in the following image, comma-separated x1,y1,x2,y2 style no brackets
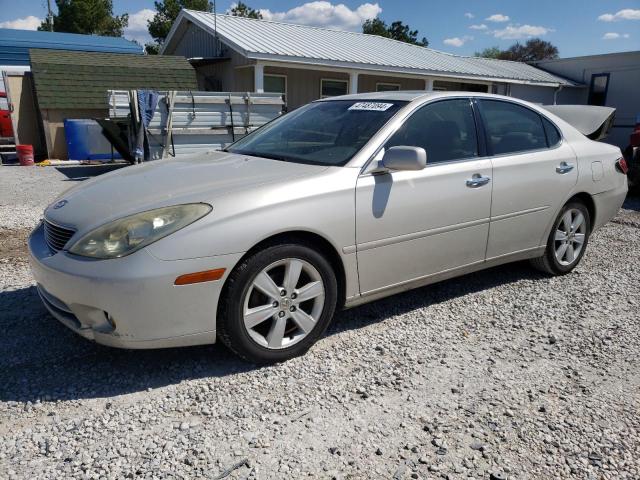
542,117,562,147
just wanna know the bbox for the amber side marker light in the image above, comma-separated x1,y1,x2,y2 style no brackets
174,268,226,285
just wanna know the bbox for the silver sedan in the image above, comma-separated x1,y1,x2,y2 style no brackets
29,92,628,363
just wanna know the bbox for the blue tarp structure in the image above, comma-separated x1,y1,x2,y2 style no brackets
0,28,142,66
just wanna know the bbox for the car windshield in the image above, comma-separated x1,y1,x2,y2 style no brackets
226,99,407,166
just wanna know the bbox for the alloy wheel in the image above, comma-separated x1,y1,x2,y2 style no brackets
554,208,587,266
242,258,325,349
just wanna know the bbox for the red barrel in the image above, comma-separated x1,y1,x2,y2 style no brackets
16,145,34,166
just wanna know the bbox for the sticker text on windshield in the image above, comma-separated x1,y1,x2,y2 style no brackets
348,102,394,112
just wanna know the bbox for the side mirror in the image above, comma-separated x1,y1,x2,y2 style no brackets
381,146,427,171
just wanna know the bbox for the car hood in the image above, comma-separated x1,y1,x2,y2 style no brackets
44,151,328,230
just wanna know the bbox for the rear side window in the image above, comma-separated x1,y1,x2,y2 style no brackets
542,117,561,147
385,98,478,164
479,100,547,155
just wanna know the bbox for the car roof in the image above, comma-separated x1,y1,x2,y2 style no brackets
317,91,434,102
316,90,519,104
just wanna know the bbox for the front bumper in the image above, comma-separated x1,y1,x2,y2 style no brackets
28,222,244,349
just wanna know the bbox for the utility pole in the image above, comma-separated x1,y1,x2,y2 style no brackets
213,0,219,56
47,0,54,32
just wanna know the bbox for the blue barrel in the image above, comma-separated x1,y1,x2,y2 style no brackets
64,119,121,161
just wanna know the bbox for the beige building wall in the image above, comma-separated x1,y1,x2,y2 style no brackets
194,62,232,91
262,67,429,109
235,67,254,92
193,47,255,91
198,63,429,109
4,72,46,157
263,66,350,109
536,51,640,149
358,74,425,92
41,108,107,160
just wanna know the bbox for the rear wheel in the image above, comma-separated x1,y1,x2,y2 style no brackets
217,243,337,363
530,201,591,275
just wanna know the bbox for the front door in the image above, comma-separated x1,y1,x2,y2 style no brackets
355,98,493,295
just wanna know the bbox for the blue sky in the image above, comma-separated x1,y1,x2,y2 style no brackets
1,0,639,57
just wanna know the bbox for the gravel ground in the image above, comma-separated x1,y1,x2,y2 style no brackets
1,165,639,479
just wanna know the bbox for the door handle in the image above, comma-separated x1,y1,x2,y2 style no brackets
556,162,574,174
466,174,491,188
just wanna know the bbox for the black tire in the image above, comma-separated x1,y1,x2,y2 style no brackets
530,201,591,275
217,242,338,363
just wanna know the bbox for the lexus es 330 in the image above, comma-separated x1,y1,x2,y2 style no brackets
29,92,628,363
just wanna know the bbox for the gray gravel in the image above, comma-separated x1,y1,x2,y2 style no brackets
1,165,639,479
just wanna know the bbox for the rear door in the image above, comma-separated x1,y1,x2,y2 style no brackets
477,99,578,259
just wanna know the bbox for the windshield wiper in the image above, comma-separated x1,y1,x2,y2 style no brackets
259,153,290,161
232,150,290,162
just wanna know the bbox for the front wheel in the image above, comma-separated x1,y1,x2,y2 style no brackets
530,201,591,275
217,243,338,363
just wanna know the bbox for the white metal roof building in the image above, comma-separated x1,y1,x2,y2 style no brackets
534,50,640,149
163,10,577,109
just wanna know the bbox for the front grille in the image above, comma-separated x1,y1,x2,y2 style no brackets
43,219,76,253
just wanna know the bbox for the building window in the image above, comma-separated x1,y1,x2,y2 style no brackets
588,73,609,106
433,80,488,93
321,79,348,98
264,74,287,100
376,82,401,92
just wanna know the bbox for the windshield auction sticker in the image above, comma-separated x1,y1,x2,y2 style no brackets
348,102,394,111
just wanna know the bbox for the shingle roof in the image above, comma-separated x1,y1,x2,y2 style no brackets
172,10,573,87
0,28,142,66
30,49,198,110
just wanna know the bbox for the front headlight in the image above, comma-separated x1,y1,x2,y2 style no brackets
68,204,212,259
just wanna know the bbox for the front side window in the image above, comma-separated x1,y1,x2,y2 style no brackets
385,98,479,164
227,100,407,166
479,100,547,155
588,74,609,106
321,79,348,98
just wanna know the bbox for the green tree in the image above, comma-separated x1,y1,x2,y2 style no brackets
362,18,389,38
499,39,559,62
474,46,501,59
363,17,428,47
387,21,428,47
38,0,128,36
230,2,263,19
476,39,559,62
147,0,213,53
